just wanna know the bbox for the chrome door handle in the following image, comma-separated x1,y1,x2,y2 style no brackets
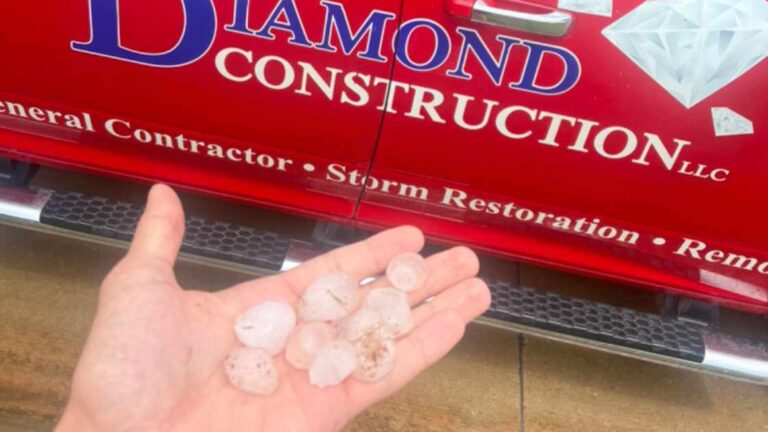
449,0,574,38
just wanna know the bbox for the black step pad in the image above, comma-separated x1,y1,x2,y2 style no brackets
39,190,706,363
40,191,290,271
487,280,706,362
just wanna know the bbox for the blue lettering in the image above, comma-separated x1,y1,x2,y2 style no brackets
315,1,395,62
512,42,581,95
253,0,312,47
447,28,520,86
226,0,252,34
395,19,450,72
71,0,216,67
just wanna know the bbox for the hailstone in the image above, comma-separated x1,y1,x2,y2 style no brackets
364,288,413,337
298,273,360,322
309,340,358,388
353,331,396,383
386,252,428,292
338,307,392,342
234,301,296,355
224,347,279,395
285,322,336,370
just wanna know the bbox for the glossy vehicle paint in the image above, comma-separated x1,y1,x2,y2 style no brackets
0,0,766,313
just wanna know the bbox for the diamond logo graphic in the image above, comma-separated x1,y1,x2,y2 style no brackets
602,0,768,108
711,107,754,137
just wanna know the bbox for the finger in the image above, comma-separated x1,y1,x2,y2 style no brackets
127,184,186,266
411,278,491,327
279,226,424,295
346,310,466,411
364,246,480,306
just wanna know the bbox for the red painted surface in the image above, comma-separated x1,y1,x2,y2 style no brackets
0,0,767,313
445,0,476,18
0,0,400,217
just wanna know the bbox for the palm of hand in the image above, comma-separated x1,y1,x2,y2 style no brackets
56,185,490,432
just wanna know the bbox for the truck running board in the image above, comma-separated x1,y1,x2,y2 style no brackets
1,184,766,385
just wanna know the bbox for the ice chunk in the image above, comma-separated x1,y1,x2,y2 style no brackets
559,0,612,17
353,331,396,383
309,340,358,388
364,288,413,338
338,308,393,342
234,301,296,355
386,252,428,293
603,0,768,108
298,273,360,322
712,107,754,137
285,322,336,370
224,347,279,395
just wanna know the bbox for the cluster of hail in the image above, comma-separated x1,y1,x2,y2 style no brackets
224,252,429,394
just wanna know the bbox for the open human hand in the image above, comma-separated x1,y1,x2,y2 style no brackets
55,184,491,432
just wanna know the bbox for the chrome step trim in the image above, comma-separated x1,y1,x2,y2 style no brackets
0,185,51,222
478,317,768,385
281,240,325,272
703,333,768,381
0,185,766,385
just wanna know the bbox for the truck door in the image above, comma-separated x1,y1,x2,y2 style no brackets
357,0,768,307
0,0,401,217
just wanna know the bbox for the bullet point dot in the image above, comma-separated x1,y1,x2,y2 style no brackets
653,237,666,246
303,163,315,172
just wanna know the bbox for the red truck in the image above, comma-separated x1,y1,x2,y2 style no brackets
0,0,767,383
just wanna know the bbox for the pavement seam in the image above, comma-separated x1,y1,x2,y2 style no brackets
515,263,525,432
518,333,526,432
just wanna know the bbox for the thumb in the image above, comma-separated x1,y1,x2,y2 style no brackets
127,184,186,266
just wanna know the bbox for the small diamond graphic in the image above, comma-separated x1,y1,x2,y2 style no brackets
559,0,612,17
603,0,768,108
711,107,754,136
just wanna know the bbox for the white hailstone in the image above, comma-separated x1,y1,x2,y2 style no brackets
365,288,413,337
234,301,296,355
224,347,279,395
309,340,358,388
386,252,428,292
353,331,396,383
338,307,392,342
285,322,336,370
298,273,360,322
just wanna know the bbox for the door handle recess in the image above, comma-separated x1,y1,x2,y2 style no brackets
447,0,574,38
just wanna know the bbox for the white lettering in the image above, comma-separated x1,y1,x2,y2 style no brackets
105,119,132,139
594,126,637,160
406,85,446,123
538,111,576,147
442,187,468,207
28,107,46,122
631,133,691,171
495,105,538,139
326,163,347,183
254,55,296,90
215,48,254,83
675,238,706,258
340,72,371,107
453,94,498,131
296,62,342,99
